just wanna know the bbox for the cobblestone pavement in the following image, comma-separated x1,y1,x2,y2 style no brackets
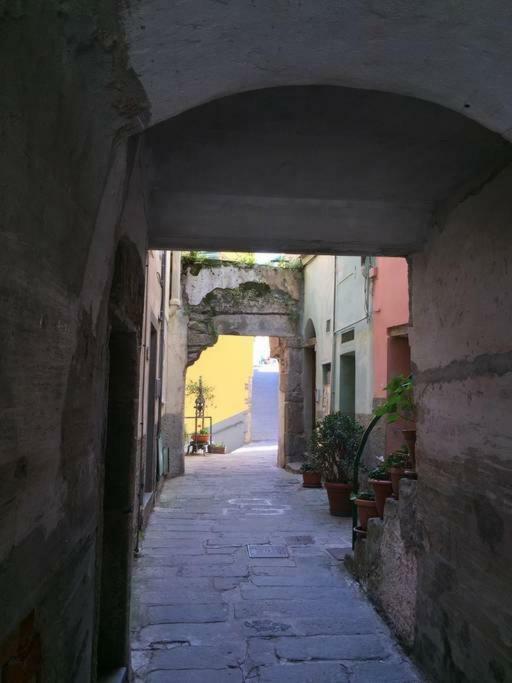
131,443,422,682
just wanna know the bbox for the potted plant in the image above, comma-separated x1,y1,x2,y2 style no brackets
375,374,417,469
192,427,209,444
208,442,226,454
354,491,379,531
300,453,322,488
311,412,363,516
386,446,409,499
368,464,393,518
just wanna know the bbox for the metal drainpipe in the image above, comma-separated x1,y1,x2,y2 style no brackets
330,256,337,412
156,251,167,469
135,254,150,555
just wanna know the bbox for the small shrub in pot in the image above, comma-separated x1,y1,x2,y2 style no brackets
300,454,322,488
354,491,379,531
311,413,363,516
368,464,393,518
386,447,409,499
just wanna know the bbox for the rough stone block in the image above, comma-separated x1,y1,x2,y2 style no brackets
274,634,390,661
257,662,350,682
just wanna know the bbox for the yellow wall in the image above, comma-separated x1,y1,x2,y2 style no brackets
185,335,254,433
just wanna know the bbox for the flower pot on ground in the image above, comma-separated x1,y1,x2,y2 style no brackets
355,492,379,531
208,443,226,454
310,412,364,517
302,471,322,488
324,482,352,515
368,465,393,518
300,456,322,488
192,429,209,444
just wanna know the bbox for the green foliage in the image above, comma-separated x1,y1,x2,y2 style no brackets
271,255,303,269
356,491,375,501
368,464,390,481
185,378,216,410
181,251,257,272
198,427,209,435
300,453,322,473
238,281,271,297
310,412,363,484
374,374,415,423
236,253,256,266
385,446,409,468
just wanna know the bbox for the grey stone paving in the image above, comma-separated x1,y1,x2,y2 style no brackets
131,444,422,682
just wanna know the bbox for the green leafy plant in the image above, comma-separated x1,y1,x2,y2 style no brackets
356,490,375,501
198,427,209,435
300,460,320,473
310,412,363,484
271,255,303,269
386,446,409,469
235,253,256,266
374,374,415,423
186,378,216,410
368,464,390,481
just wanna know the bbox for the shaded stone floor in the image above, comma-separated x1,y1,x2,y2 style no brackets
131,443,422,682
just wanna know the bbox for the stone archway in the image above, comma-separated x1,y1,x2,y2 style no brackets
163,258,306,473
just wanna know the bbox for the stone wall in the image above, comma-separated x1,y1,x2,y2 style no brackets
347,479,420,649
409,163,512,683
182,262,302,366
270,337,306,466
0,4,148,680
162,262,305,470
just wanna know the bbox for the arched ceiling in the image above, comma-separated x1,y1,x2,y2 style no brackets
143,86,512,255
124,1,512,139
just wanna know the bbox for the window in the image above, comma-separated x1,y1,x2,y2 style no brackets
339,352,356,416
341,329,354,344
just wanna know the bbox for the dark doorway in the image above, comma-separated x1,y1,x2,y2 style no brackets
303,319,317,442
144,324,158,493
97,325,138,678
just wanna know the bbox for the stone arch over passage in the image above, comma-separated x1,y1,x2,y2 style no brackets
166,260,306,469
141,85,512,255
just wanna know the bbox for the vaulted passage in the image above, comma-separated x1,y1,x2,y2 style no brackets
2,4,512,682
143,86,512,255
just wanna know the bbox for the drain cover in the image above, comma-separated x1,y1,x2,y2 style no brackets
247,544,289,558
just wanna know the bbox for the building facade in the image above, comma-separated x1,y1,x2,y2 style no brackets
302,255,410,461
184,335,254,452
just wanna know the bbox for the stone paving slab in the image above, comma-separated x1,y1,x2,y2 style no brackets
131,443,422,682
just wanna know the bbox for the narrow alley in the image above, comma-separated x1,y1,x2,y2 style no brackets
131,445,421,682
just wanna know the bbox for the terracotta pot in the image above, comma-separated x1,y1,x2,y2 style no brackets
353,525,367,541
324,482,352,516
355,498,379,530
369,479,393,518
402,429,416,468
302,471,322,488
193,433,209,444
389,466,405,499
